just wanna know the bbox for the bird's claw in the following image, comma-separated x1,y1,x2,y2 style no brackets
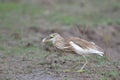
75,69,85,73
63,69,71,72
63,69,85,73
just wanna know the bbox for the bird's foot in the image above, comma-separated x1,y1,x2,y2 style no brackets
74,69,85,73
63,69,85,73
63,69,72,72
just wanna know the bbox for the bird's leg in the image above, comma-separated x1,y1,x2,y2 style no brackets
75,55,88,72
44,53,51,59
71,60,81,69
63,55,88,73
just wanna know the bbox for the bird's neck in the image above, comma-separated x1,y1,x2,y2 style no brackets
53,36,65,44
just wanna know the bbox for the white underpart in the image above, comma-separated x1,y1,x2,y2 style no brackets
50,37,56,44
69,41,104,56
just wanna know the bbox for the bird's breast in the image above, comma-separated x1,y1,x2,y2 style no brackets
54,41,66,50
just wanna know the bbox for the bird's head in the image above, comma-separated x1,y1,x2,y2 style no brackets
42,33,61,44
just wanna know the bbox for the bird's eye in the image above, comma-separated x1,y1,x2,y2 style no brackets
49,34,56,38
50,36,53,38
50,35,55,38
53,34,56,37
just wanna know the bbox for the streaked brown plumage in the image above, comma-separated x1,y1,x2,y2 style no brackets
42,33,104,72
67,37,104,52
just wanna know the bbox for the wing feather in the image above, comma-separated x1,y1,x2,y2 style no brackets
67,37,104,52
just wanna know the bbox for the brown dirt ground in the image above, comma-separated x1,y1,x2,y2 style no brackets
0,0,120,80
0,25,120,80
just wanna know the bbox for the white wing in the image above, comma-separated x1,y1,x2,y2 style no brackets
69,41,104,56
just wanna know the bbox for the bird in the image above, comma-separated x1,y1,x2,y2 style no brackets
42,33,104,72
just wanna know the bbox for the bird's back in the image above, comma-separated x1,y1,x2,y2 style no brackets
53,35,74,51
68,37,103,51
67,37,104,56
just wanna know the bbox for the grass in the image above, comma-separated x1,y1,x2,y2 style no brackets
0,0,119,62
99,77,108,80
42,0,120,26
4,45,50,62
0,3,44,28
0,34,3,40
0,3,20,12
0,46,5,51
0,3,44,15
95,56,108,65
0,1,120,29
0,1,119,80
101,70,119,79
45,13,80,25
45,10,120,26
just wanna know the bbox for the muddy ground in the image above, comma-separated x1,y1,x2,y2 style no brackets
0,0,120,80
0,25,120,80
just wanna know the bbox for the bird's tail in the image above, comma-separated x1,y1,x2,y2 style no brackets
96,51,104,56
89,48,104,56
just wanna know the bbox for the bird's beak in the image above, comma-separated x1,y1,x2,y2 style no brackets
41,36,51,43
41,37,50,45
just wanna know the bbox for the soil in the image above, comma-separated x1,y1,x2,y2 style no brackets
0,0,120,80
0,25,120,80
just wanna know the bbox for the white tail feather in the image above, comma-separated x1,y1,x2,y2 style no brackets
69,41,104,56
88,48,104,56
